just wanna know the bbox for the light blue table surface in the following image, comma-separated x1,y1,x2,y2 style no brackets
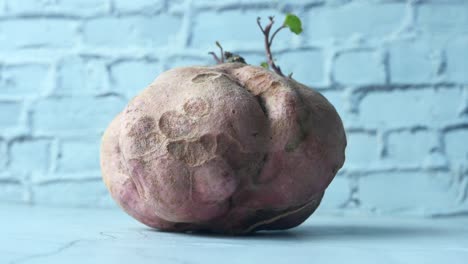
2,204,467,264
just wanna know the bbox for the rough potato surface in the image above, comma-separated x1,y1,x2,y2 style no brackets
101,63,346,234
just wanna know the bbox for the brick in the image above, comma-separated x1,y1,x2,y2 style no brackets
113,0,163,13
445,129,468,164
0,64,50,98
10,139,51,173
57,138,100,173
306,2,405,41
56,57,108,95
193,0,273,7
191,9,284,48
386,130,437,166
0,19,78,49
276,49,324,85
320,90,347,119
109,60,161,98
32,96,125,135
0,139,6,169
280,0,322,4
238,53,266,68
0,184,25,204
359,88,462,128
164,56,210,70
417,4,468,34
0,101,22,129
423,151,449,170
446,37,468,83
333,50,385,85
389,40,438,84
83,16,182,48
194,0,326,5
99,192,118,208
343,132,379,169
318,176,351,210
0,1,5,15
359,171,457,211
34,180,108,207
5,0,108,16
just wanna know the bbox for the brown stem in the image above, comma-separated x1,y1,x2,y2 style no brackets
215,41,225,62
208,52,222,64
209,41,225,64
270,25,286,47
256,17,264,33
258,16,285,77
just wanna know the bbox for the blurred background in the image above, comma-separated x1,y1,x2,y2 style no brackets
0,0,466,217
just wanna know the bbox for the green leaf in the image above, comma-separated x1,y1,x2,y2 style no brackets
260,62,269,69
283,13,303,35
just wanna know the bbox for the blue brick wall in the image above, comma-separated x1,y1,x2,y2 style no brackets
0,0,467,216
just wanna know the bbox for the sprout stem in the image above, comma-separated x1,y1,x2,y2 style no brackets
257,16,285,77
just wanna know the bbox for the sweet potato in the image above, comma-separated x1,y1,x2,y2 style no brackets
100,63,346,234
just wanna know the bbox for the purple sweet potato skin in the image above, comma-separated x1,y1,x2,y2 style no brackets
100,63,346,234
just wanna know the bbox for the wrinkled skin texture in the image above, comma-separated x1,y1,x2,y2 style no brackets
101,63,346,234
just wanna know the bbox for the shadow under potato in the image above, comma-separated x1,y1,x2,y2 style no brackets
144,223,447,241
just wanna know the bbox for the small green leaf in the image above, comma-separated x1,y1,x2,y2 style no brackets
260,62,270,69
283,13,303,35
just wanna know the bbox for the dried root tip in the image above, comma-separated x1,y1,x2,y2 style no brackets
209,42,247,65
208,52,222,64
224,52,246,64
209,41,225,64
